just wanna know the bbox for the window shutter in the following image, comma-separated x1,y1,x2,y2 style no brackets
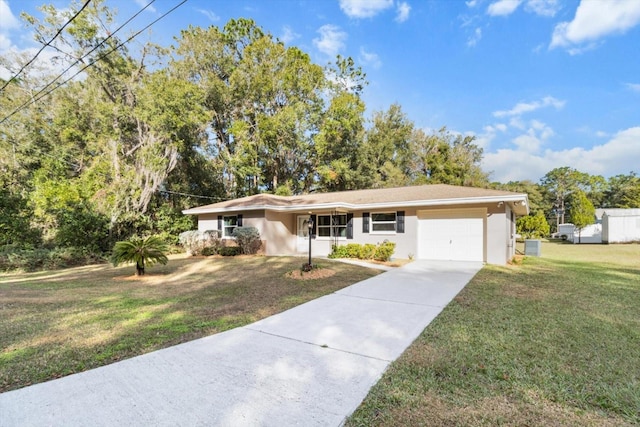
237,214,243,227
397,211,405,233
310,214,317,237
346,213,354,239
217,215,222,232
363,212,370,233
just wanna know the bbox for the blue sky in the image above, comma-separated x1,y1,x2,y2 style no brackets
1,0,639,183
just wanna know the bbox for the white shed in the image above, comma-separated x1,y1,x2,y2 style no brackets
558,223,603,244
602,209,640,243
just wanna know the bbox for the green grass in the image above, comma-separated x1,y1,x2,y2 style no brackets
347,242,640,426
0,255,379,392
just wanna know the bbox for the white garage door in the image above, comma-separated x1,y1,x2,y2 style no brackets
417,209,485,262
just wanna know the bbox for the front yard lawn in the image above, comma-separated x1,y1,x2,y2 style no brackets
347,242,640,426
0,255,380,393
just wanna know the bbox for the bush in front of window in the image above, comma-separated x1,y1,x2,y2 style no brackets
231,227,262,255
373,241,396,262
360,243,377,259
219,246,242,256
178,230,221,256
329,241,396,262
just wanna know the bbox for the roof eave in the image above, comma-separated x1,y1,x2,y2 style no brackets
183,194,529,216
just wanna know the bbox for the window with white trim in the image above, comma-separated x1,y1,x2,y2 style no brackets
371,212,396,233
317,214,347,238
223,215,238,237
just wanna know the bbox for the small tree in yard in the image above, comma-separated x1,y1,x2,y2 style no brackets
111,236,168,275
570,190,595,243
517,211,550,239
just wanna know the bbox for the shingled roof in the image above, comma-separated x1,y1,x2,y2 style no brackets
183,184,529,215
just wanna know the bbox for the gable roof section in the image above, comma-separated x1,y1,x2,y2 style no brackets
183,184,529,215
600,208,640,217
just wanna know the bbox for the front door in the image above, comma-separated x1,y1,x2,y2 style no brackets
297,215,310,252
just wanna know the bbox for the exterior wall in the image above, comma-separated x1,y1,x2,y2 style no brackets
346,208,417,259
604,215,640,243
263,210,296,255
197,213,218,233
486,205,508,265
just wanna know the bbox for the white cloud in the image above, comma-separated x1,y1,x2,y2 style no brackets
626,82,640,93
530,119,554,140
0,0,20,31
0,33,12,52
467,27,482,47
550,0,640,51
487,0,523,17
134,0,156,13
313,25,347,56
513,133,542,153
483,127,640,182
359,47,382,69
280,26,300,44
493,96,565,118
596,131,609,138
487,0,560,18
395,2,411,22
196,8,220,22
0,0,20,53
509,116,526,130
466,0,478,7
525,0,560,17
339,0,394,18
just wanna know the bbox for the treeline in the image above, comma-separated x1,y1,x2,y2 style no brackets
0,1,487,256
496,167,640,237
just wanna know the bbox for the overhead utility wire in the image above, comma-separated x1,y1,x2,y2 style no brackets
0,0,92,93
1,0,216,202
0,0,187,125
4,0,157,113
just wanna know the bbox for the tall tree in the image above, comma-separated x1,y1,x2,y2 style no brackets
408,127,488,187
603,172,640,208
315,92,365,191
172,19,330,196
21,0,208,229
358,104,413,188
540,167,591,231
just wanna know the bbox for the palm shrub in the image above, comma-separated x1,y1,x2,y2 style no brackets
111,235,168,275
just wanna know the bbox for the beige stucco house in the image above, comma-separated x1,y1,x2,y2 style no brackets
182,184,529,265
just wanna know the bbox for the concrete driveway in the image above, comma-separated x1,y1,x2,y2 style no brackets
0,260,482,427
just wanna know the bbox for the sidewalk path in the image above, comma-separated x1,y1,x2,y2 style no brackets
0,260,482,427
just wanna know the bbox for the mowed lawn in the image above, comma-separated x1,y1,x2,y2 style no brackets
0,255,380,393
348,242,640,426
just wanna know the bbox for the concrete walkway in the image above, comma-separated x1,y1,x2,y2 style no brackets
0,260,482,427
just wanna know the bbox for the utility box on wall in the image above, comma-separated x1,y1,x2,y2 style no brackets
524,239,541,256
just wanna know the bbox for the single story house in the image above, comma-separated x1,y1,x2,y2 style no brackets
182,184,529,265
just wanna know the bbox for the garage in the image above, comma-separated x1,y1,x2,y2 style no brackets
417,208,485,262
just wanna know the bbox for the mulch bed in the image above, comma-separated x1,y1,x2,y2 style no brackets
285,268,336,280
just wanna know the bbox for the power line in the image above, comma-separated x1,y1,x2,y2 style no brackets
1,0,210,201
3,0,158,114
159,190,229,201
1,0,223,203
0,0,187,125
0,0,92,93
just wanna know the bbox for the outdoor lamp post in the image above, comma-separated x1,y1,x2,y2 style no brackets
307,217,313,268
